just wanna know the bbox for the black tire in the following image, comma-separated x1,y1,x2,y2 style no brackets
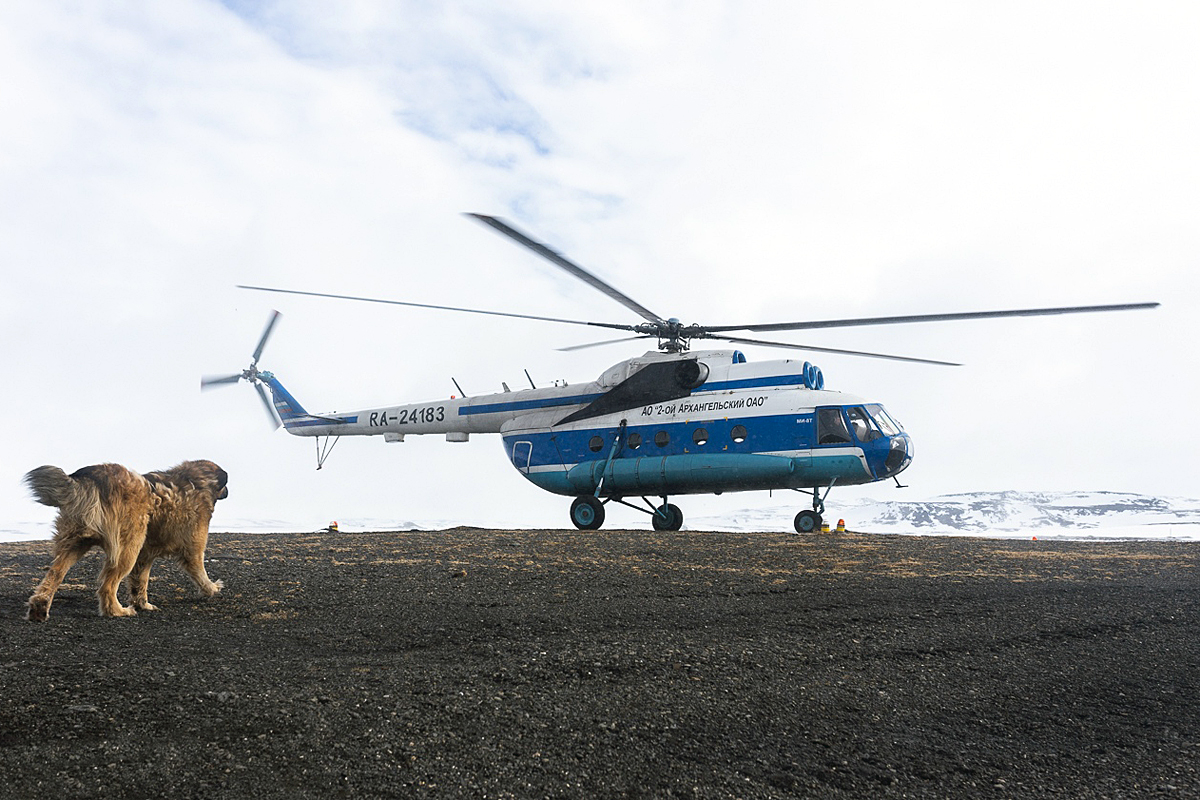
652,503,684,531
794,510,822,534
570,496,605,530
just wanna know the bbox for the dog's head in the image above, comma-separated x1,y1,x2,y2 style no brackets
194,461,229,502
211,465,229,501
150,460,228,503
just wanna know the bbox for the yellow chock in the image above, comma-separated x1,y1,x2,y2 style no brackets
836,519,846,533
820,523,830,533
328,521,339,533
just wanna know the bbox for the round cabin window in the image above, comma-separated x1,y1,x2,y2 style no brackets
731,425,747,444
627,432,642,450
654,431,670,448
692,428,709,446
588,436,604,453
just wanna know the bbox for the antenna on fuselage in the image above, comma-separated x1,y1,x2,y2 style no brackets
524,369,537,389
451,378,468,398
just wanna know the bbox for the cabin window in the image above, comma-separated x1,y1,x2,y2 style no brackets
588,435,604,453
692,428,709,446
654,431,670,448
627,432,642,450
817,408,852,445
730,425,748,443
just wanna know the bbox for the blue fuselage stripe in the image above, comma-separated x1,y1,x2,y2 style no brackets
456,376,809,418
458,393,603,416
699,374,809,391
505,413,815,469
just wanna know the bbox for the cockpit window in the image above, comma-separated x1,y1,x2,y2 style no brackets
817,408,852,445
847,407,882,442
866,404,900,436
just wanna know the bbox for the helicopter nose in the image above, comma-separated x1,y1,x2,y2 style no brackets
883,433,912,476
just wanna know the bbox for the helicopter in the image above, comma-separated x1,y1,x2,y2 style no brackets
204,213,1158,533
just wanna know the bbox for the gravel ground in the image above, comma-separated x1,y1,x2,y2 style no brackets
1,529,1197,799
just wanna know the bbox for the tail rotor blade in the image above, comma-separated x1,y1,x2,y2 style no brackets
201,373,244,390
255,381,281,430
252,310,282,365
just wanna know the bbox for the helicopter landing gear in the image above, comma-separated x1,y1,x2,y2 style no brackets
570,496,605,530
652,502,684,532
794,482,835,534
794,509,822,533
585,495,686,531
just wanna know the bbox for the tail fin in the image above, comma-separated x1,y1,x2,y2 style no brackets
24,466,77,508
260,373,309,424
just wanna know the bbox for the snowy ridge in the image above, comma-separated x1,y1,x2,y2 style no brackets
850,491,1200,532
0,517,458,542
692,491,1200,540
4,492,1200,542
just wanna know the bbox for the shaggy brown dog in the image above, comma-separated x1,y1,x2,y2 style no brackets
25,460,229,621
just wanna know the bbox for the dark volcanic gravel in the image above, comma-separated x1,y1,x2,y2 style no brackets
1,529,1197,798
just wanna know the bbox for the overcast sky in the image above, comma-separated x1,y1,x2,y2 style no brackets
2,2,1195,532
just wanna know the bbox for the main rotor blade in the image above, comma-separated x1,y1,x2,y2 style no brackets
252,309,281,365
706,302,1160,334
237,285,638,334
255,381,281,430
201,373,244,390
557,335,656,353
712,334,962,366
467,214,664,325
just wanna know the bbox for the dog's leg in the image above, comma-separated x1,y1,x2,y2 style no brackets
27,535,92,622
180,551,223,597
128,550,159,611
96,540,140,618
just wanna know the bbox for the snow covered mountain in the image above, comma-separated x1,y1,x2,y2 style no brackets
693,491,1200,540
5,491,1200,542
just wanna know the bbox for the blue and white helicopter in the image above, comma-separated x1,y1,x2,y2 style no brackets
204,214,1157,533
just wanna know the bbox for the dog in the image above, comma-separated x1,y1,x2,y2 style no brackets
25,460,229,621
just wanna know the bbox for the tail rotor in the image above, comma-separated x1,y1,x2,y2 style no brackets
201,310,283,429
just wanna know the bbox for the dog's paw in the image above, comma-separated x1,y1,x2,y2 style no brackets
134,602,159,612
102,605,137,618
204,579,224,596
26,598,49,623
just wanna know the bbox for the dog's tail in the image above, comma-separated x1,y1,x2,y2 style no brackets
25,464,118,529
24,466,80,508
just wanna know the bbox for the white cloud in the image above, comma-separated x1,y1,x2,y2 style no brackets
2,1,1196,535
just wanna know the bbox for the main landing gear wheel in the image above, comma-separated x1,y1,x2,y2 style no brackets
652,503,684,532
570,496,605,530
794,510,822,534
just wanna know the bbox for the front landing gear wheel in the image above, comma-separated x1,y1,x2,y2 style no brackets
652,503,684,531
794,510,822,534
570,496,605,530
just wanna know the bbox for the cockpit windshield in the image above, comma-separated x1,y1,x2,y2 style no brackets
866,404,902,435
